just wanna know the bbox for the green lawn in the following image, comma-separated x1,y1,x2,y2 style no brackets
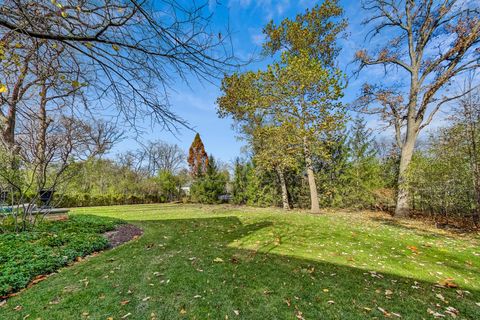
1,204,479,319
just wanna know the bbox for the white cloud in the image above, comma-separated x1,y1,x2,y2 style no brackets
228,0,291,20
250,31,265,46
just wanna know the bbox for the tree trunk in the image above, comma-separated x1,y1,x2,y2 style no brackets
1,106,16,147
395,132,416,217
473,181,480,228
303,137,320,214
2,105,18,170
276,167,290,210
37,83,48,188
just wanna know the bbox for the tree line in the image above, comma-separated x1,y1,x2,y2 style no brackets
0,0,479,230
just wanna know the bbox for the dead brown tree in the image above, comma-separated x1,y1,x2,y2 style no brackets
354,0,480,217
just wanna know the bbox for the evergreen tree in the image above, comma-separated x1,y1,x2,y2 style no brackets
188,133,209,178
344,118,382,208
315,126,351,207
190,155,227,204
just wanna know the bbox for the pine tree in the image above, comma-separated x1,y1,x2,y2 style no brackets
188,133,208,178
345,117,382,208
190,155,227,204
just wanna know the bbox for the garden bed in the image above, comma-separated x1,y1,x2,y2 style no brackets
0,215,141,298
104,223,143,248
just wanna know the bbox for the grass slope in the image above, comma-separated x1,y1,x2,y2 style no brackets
0,204,479,319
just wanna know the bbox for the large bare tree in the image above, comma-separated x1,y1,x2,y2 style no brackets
137,140,186,176
0,0,236,132
354,0,480,217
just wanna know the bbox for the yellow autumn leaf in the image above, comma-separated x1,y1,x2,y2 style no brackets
0,84,7,93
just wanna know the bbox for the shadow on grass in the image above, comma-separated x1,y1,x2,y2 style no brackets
1,216,479,320
369,216,453,238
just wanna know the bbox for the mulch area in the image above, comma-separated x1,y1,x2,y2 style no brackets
104,224,144,248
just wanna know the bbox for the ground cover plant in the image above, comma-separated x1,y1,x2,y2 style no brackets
0,204,478,319
0,215,123,297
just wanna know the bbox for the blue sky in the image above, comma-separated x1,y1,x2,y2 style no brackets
112,0,443,163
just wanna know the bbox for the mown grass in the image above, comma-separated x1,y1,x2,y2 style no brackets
1,204,479,319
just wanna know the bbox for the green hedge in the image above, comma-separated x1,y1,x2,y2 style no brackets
55,194,165,208
0,215,124,296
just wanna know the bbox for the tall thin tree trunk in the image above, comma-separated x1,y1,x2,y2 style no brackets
395,132,416,217
276,167,290,210
473,180,480,228
303,137,320,214
37,83,48,189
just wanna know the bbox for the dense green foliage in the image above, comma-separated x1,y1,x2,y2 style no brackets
0,215,123,296
55,158,187,207
190,156,228,204
1,204,478,319
231,119,389,210
407,124,478,218
231,159,280,207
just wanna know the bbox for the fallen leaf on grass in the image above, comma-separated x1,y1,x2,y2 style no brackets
213,257,224,263
476,302,480,307
0,300,6,307
323,289,329,293
30,275,47,286
121,313,132,319
180,308,187,314
14,305,22,311
427,308,445,318
444,307,459,318
233,310,240,316
142,296,150,302
378,307,390,317
327,300,335,304
438,278,458,288
435,294,447,303
369,271,384,279
407,245,418,253
295,310,305,320
120,300,130,305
